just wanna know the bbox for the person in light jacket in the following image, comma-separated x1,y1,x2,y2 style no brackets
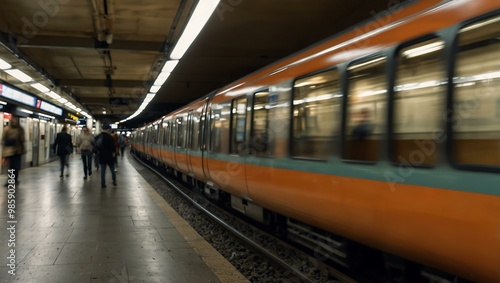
76,126,94,179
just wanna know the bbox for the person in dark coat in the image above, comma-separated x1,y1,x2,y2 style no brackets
2,116,26,185
53,126,73,178
96,124,116,188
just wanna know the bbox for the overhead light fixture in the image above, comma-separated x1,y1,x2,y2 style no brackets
38,113,55,119
150,85,161,93
47,91,61,99
170,0,220,59
0,101,7,105
161,60,179,73
0,58,12,70
20,109,33,114
145,93,155,100
5,69,33,82
58,98,68,103
153,72,170,86
31,83,50,93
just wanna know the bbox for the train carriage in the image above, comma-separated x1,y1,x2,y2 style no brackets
133,0,500,281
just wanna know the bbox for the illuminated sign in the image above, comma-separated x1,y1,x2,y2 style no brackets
0,84,36,107
67,113,78,120
38,100,62,116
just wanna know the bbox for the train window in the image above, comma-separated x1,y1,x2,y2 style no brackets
251,90,269,156
210,102,231,153
393,38,445,166
230,96,247,154
344,57,387,162
191,113,201,150
292,70,340,160
453,16,500,166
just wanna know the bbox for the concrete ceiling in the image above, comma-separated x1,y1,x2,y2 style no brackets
0,0,408,128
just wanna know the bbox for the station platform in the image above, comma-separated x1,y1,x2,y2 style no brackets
0,153,248,283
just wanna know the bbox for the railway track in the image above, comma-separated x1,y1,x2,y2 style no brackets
130,152,357,283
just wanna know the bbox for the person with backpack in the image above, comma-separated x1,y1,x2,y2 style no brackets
95,124,117,188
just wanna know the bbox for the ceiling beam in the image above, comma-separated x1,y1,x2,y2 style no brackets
59,79,149,88
79,97,140,103
16,35,164,53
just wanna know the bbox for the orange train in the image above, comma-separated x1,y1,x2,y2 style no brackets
131,0,500,281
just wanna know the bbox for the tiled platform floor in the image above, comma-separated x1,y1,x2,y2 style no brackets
0,152,247,283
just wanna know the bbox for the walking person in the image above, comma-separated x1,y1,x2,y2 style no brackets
96,124,116,188
76,126,94,179
53,126,73,178
2,116,26,185
118,134,127,158
111,130,119,170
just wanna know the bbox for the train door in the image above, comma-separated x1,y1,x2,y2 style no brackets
229,95,250,195
173,113,189,173
205,96,249,197
186,110,195,175
171,115,179,169
244,89,271,191
201,102,210,180
187,102,206,182
31,118,39,167
49,122,56,160
38,121,46,164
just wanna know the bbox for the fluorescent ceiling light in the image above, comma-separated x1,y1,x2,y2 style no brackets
153,72,170,86
150,85,161,93
0,58,12,70
161,60,179,73
58,98,68,103
5,69,33,82
0,101,7,105
76,108,82,112
31,83,50,93
38,113,55,119
170,0,220,59
20,109,33,114
47,91,61,99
